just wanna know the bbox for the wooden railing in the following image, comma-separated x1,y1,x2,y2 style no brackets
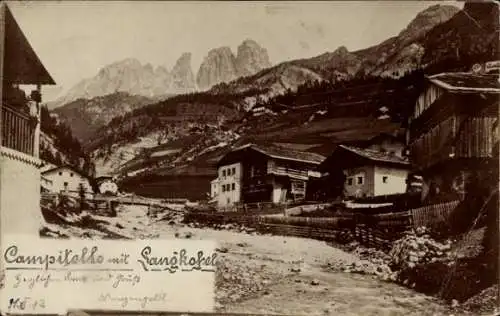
268,165,309,180
1,104,35,155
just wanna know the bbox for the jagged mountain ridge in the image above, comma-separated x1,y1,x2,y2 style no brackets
50,39,272,109
197,39,272,90
48,54,195,109
212,4,461,98
51,39,272,143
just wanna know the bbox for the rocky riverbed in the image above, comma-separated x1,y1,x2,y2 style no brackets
40,203,495,315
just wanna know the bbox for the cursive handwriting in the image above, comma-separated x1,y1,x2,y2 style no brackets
13,273,53,289
98,292,167,308
4,245,104,270
11,271,141,289
112,273,141,288
137,247,217,273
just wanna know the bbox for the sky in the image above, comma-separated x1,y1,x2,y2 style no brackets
8,1,464,101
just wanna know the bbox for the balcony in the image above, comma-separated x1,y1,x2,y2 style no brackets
267,165,309,180
1,103,35,156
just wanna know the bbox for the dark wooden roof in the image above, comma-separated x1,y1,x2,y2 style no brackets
217,143,326,167
320,145,410,171
1,3,55,85
428,72,499,93
339,145,409,165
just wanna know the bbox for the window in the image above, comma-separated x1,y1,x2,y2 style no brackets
232,183,235,191
70,173,74,177
222,170,226,177
222,185,226,192
357,177,363,185
382,176,388,183
232,167,236,175
347,178,353,186
59,172,62,176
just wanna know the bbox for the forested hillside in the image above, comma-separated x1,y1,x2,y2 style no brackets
40,105,95,177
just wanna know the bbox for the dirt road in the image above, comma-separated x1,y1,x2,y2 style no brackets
147,223,453,316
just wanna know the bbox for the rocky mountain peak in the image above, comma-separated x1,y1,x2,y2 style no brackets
97,58,140,77
333,46,350,56
398,4,459,43
197,39,272,90
236,39,271,77
209,46,234,58
197,47,238,90
173,52,193,69
171,52,196,93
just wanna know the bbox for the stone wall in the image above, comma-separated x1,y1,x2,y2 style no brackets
1,146,42,236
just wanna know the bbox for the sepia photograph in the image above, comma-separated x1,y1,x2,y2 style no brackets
0,0,499,315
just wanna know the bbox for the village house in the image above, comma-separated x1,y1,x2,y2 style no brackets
0,3,56,235
211,143,325,208
320,136,410,199
408,64,500,202
42,166,94,199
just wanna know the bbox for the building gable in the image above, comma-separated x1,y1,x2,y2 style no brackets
320,145,410,173
42,166,89,181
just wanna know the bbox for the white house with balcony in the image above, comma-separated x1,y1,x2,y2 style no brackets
211,143,326,208
0,3,56,235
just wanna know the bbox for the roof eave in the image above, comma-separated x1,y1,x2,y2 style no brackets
428,74,500,94
265,153,324,165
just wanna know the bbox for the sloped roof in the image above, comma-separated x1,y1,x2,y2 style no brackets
427,72,500,93
41,165,89,179
338,145,410,166
1,3,55,85
230,143,326,165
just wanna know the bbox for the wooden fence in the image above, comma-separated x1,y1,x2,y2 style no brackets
352,211,413,250
184,201,460,250
409,200,460,229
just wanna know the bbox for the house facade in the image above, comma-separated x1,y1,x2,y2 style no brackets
408,68,499,202
0,3,56,235
320,143,410,199
42,166,94,199
212,162,242,207
212,144,325,208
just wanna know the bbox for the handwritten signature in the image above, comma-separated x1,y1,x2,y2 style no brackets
98,292,167,308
